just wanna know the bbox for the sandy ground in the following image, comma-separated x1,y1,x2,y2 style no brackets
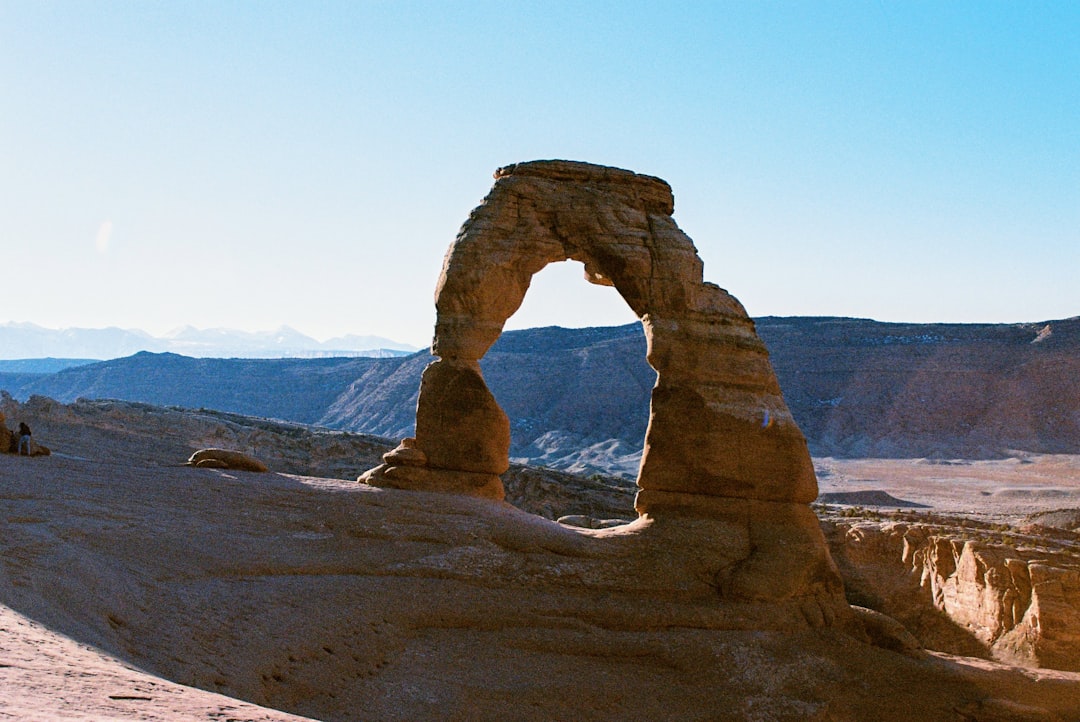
816,454,1080,524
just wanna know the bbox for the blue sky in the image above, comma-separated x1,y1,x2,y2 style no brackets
2,1,1077,346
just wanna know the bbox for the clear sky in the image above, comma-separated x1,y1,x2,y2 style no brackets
2,1,1077,347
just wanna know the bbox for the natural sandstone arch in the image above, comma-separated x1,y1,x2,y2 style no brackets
360,160,818,516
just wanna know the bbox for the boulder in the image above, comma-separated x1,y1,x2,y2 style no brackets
186,448,268,473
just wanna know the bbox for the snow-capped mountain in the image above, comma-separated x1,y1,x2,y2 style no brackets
0,322,420,360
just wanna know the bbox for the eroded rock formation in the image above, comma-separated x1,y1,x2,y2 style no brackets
825,520,1080,671
360,160,847,617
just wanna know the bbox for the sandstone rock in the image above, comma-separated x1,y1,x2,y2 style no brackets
365,159,815,505
556,514,595,528
555,514,632,529
359,462,503,500
381,437,427,467
851,605,923,655
186,448,269,473
954,698,1059,722
6,395,1080,719
998,563,1080,672
825,519,1080,671
359,159,843,616
7,454,1080,721
459,162,813,504
413,360,510,475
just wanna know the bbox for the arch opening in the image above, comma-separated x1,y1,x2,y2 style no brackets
479,259,654,522
501,259,639,334
360,159,819,520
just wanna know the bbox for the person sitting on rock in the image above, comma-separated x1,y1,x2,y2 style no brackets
17,422,31,456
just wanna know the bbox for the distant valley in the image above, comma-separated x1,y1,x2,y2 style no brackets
2,317,1078,475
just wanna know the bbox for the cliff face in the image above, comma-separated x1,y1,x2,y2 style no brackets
760,316,1080,458
824,518,1080,671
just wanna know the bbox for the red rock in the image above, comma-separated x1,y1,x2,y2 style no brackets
360,160,842,610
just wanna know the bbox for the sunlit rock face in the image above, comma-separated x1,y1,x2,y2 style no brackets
360,159,844,610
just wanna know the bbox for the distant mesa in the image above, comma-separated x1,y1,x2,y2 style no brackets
817,490,929,508
993,487,1074,499
1024,508,1080,532
5,315,1080,467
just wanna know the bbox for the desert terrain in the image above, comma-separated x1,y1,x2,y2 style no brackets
6,315,1078,484
817,455,1080,524
2,395,1080,720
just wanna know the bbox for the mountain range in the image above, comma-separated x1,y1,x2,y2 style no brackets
2,316,1078,474
0,322,419,362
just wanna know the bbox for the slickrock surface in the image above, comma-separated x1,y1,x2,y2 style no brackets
6,450,1080,721
1,394,639,522
0,603,316,721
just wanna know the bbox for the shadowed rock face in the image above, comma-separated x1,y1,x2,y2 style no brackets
360,159,844,612
825,519,1080,672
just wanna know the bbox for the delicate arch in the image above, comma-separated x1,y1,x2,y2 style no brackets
360,160,817,515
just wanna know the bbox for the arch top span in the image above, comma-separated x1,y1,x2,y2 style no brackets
494,159,675,215
432,159,706,362
361,159,818,515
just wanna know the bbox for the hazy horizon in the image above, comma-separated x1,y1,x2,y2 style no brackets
4,308,1077,357
4,2,1077,344
0,319,420,346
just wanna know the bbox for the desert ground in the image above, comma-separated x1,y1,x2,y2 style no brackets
3,397,1080,720
817,455,1080,525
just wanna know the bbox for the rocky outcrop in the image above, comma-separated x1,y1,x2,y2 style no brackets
0,407,50,456
5,449,1080,721
186,448,269,472
825,519,1080,671
0,411,10,452
360,160,848,621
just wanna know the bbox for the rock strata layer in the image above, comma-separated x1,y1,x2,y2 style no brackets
825,519,1080,672
360,160,845,618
